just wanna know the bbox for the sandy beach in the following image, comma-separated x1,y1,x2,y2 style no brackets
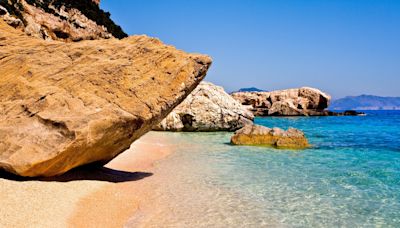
0,132,174,228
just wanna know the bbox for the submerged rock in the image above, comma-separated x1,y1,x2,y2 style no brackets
0,20,211,176
231,87,331,116
154,82,254,131
0,0,126,41
231,124,309,149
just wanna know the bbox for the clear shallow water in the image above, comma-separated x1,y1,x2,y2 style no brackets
128,111,400,227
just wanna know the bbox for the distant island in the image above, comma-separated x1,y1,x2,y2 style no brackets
330,95,400,110
236,87,266,92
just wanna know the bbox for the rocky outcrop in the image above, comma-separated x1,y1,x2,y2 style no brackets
0,0,126,41
231,87,331,116
0,20,211,177
325,110,366,116
154,82,254,131
0,4,23,28
231,124,309,149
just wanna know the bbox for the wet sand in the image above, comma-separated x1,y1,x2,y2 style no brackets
0,132,173,227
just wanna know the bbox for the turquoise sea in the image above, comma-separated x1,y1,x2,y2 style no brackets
128,111,400,227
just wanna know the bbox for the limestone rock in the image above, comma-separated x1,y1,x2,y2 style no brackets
268,100,303,116
231,87,331,116
0,0,126,41
0,20,211,176
231,124,309,149
0,5,24,28
154,82,254,131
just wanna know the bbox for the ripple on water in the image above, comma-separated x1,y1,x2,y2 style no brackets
127,111,400,227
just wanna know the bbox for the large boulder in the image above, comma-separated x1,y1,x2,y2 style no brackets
0,20,211,177
268,100,303,116
231,87,331,116
231,124,309,149
0,0,126,41
154,82,254,131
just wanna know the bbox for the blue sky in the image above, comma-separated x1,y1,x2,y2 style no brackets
101,0,400,98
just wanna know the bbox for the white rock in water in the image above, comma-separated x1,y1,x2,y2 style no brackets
155,82,254,131
231,87,331,116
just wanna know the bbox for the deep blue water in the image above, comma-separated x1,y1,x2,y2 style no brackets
130,111,400,227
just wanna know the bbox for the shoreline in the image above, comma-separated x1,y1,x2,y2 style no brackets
0,132,175,227
69,132,175,227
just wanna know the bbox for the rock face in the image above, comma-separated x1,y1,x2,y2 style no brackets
0,20,211,177
154,82,254,131
0,0,126,41
231,87,331,116
231,124,309,149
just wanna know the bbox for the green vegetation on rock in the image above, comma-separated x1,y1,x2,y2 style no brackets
0,0,127,39
0,0,25,23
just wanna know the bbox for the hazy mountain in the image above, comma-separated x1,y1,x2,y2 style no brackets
236,87,266,92
330,95,400,110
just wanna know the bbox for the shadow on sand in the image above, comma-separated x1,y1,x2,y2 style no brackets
0,166,153,183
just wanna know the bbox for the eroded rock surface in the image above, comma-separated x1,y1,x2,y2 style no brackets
155,82,254,131
0,20,211,176
0,0,126,41
231,87,331,116
231,124,309,149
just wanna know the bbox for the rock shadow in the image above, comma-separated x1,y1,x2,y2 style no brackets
0,166,153,183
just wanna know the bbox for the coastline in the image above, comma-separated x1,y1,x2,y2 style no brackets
0,132,174,227
2,114,400,227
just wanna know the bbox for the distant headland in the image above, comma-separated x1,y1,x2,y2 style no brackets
235,87,267,92
331,95,400,110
